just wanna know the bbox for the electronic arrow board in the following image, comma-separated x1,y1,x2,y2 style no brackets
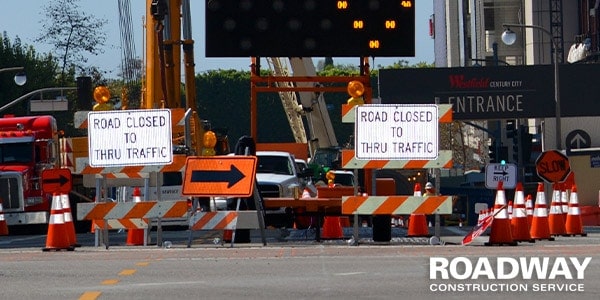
205,0,415,57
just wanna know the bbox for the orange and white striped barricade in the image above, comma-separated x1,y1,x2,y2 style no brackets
341,150,453,170
342,195,453,244
76,155,187,178
187,211,260,247
77,200,189,249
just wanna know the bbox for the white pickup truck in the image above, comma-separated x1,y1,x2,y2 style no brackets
255,151,312,228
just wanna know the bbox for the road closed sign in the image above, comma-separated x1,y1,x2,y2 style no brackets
88,109,172,167
355,104,439,160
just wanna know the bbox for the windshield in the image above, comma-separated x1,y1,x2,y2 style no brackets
257,155,294,175
334,173,355,186
311,149,339,166
0,142,34,163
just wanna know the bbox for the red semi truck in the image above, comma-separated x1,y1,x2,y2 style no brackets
0,115,61,228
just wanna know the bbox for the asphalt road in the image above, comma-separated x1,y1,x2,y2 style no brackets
1,227,600,299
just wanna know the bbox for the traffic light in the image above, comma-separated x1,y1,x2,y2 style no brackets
512,126,520,162
76,76,93,111
488,145,497,163
506,120,517,138
489,143,508,163
520,127,533,164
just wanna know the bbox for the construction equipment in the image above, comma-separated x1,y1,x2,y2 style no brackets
266,57,338,155
0,115,60,228
265,57,343,182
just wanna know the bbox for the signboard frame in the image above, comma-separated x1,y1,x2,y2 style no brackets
87,109,173,168
379,64,600,120
41,169,72,194
354,104,439,160
205,0,415,57
485,163,517,189
182,156,257,197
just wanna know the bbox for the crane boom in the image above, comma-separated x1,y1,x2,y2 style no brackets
265,57,308,144
266,57,338,157
289,58,338,151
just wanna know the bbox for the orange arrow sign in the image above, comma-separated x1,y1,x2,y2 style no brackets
182,156,257,197
41,169,72,194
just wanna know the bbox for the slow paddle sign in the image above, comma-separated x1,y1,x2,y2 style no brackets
535,150,571,183
182,156,257,197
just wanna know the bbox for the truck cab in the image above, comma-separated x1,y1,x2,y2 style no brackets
255,151,311,227
0,115,59,227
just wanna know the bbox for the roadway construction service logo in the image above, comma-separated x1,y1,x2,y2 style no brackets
429,256,591,293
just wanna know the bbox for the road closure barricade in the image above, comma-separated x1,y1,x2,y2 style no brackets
77,200,189,249
187,210,262,247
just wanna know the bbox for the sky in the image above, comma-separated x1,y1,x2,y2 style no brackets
0,1,434,78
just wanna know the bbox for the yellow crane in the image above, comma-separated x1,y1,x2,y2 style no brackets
143,0,205,155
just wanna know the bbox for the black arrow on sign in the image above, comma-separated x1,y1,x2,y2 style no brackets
494,170,509,176
42,174,69,186
191,165,245,188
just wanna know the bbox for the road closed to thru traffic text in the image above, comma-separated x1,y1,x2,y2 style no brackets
87,109,173,167
355,104,439,160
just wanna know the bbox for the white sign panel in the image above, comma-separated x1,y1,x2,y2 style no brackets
355,104,439,160
485,163,517,189
88,109,172,167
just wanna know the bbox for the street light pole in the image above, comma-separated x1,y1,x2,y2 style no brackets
0,66,27,86
501,23,561,150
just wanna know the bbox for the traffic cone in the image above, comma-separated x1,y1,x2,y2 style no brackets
0,197,9,236
126,187,146,246
413,183,422,197
548,183,567,236
61,194,79,247
294,188,313,229
321,216,344,239
407,183,429,237
525,194,534,227
560,183,569,215
530,183,554,241
511,183,533,242
507,200,513,220
565,184,587,236
43,193,74,251
302,188,311,198
223,229,233,242
486,181,516,246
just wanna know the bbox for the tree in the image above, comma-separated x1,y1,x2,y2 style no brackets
35,0,107,82
0,32,60,116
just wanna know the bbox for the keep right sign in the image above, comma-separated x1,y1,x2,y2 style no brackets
535,150,571,183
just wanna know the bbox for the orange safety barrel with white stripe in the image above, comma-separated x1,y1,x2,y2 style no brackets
341,195,452,215
76,200,188,221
